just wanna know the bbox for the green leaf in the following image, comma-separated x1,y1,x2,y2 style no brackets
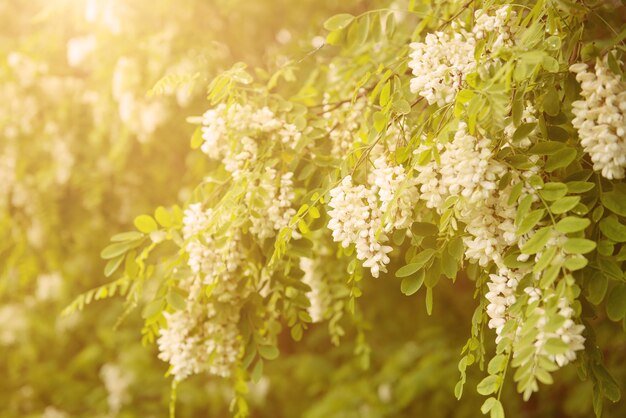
392,99,411,115
543,88,560,116
155,206,173,227
513,123,537,142
379,81,391,107
563,254,588,271
539,263,560,287
251,359,264,383
599,216,626,242
104,255,124,277
521,227,552,255
347,14,369,45
477,375,499,395
490,399,505,418
601,190,626,216
424,258,442,288
396,249,435,277
508,182,523,205
400,270,424,296
542,56,559,73
556,216,590,233
142,299,163,319
134,214,158,233
529,141,565,155
101,242,131,259
516,194,533,225
607,284,626,321
167,291,187,310
533,246,557,273
545,147,577,172
544,337,570,355
544,36,561,50
481,397,497,414
517,209,545,235
373,111,388,132
323,13,354,31
111,231,144,242
411,222,438,236
190,126,203,149
563,238,596,254
566,181,595,194
586,271,608,305
488,355,507,375
258,345,280,360
291,323,303,341
539,182,568,201
441,254,458,279
550,196,580,214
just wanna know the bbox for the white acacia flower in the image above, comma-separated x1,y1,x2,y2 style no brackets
570,56,626,179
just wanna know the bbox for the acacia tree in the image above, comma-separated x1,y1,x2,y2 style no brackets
71,0,626,417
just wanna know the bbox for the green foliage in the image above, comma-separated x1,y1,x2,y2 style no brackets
4,0,626,418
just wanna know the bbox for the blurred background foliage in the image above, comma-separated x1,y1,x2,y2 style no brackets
1,0,625,417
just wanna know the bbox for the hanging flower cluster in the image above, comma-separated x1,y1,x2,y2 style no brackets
328,157,418,278
570,56,626,179
408,6,517,106
157,203,249,380
200,103,301,179
245,168,298,240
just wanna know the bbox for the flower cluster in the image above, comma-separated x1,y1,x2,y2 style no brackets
100,363,133,414
570,57,626,179
0,304,28,346
200,103,301,179
408,30,476,106
157,302,242,380
409,6,516,106
411,121,585,378
245,169,298,240
300,257,330,323
472,6,517,51
528,294,586,368
111,57,169,143
323,96,367,155
157,203,249,381
328,157,418,277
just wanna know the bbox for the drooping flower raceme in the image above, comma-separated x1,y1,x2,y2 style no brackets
570,56,626,179
200,103,301,179
408,30,476,106
327,175,392,278
328,158,418,278
409,6,517,106
300,257,330,323
410,119,585,383
157,203,248,381
245,168,298,240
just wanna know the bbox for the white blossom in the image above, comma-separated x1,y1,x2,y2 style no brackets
0,304,28,346
300,257,329,323
35,272,64,302
41,407,68,418
570,56,626,179
408,30,476,106
245,169,297,240
100,363,133,414
327,175,392,278
200,104,300,179
409,6,516,106
66,35,97,67
328,156,418,278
